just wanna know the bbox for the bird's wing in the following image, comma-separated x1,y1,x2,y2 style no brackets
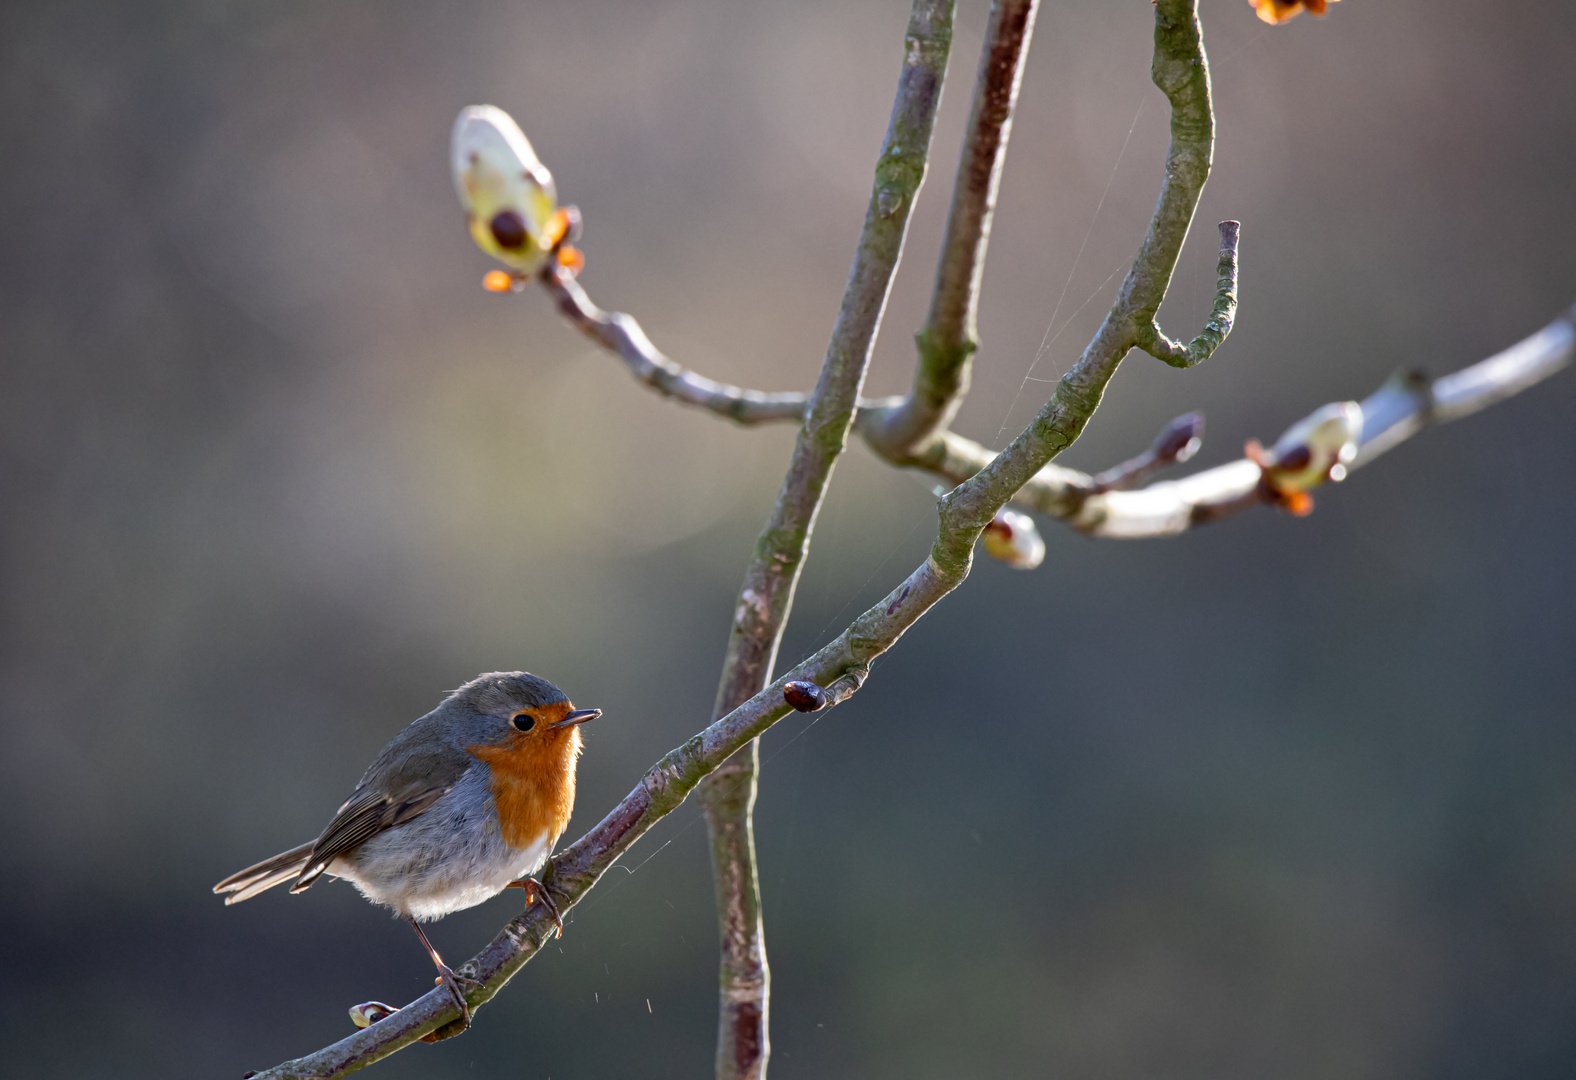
291,742,474,893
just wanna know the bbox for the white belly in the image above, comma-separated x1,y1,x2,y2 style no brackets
327,767,557,921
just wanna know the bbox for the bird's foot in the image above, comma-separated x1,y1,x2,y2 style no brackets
431,961,481,1038
506,875,564,938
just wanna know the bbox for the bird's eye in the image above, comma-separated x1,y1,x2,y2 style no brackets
511,713,536,732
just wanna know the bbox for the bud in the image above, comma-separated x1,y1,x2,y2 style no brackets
1243,401,1362,516
1151,411,1205,466
783,681,828,713
452,106,579,276
1266,401,1362,491
350,1001,400,1029
981,508,1045,570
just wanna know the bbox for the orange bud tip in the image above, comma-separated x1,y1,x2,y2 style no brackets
557,245,585,274
482,270,515,293
1252,0,1336,24
543,207,572,249
1284,491,1315,516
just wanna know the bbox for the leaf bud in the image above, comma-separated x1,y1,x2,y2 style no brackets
783,681,828,713
350,1001,399,1029
1265,400,1362,492
452,105,562,274
981,508,1045,570
1150,411,1205,466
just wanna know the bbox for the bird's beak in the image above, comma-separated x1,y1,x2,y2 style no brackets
553,708,602,729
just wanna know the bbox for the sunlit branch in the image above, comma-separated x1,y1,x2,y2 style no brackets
537,265,807,424
863,0,1040,456
1134,220,1239,368
695,1,955,1076
1066,304,1576,537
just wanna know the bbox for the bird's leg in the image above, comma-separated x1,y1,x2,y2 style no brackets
505,875,564,937
406,916,479,1038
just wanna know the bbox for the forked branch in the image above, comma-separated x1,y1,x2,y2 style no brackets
863,0,1041,455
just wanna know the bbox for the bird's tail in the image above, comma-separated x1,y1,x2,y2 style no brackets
213,841,316,905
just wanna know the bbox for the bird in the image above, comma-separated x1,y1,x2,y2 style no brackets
213,671,600,1032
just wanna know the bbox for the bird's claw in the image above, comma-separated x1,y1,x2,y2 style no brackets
421,964,482,1042
436,963,477,1025
507,876,565,938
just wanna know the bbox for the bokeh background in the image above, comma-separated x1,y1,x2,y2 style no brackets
3,0,1575,1076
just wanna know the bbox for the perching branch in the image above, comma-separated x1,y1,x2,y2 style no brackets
695,2,954,1076
863,0,1040,456
248,4,1222,1074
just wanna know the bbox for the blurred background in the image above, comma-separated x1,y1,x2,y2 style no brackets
3,0,1574,1076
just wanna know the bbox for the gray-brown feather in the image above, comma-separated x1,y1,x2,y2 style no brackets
291,726,472,892
212,840,315,904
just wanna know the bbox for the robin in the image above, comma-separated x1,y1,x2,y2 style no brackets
213,671,600,1032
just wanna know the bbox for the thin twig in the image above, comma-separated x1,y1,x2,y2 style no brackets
1088,411,1205,492
864,0,1040,456
695,2,955,1077
1134,220,1240,368
539,265,812,425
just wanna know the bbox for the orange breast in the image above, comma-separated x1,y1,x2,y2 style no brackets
466,727,581,850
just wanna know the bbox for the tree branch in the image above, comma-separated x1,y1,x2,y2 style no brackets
1061,302,1576,537
519,2,1246,542
889,0,1224,576
538,265,812,425
1088,411,1205,492
247,6,1217,1073
695,2,954,1076
1134,220,1240,368
863,0,1040,457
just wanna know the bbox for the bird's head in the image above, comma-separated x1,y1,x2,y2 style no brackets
453,671,600,762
